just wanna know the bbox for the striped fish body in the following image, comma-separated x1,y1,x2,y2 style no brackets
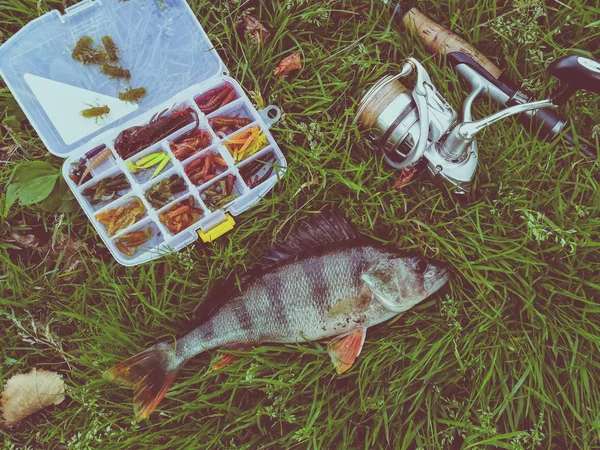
176,245,400,361
105,212,450,420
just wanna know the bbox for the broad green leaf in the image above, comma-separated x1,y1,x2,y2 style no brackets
57,177,75,202
3,115,21,130
0,96,26,123
39,177,78,213
12,161,57,183
6,161,74,213
58,199,79,213
18,174,59,205
3,183,20,216
38,184,62,212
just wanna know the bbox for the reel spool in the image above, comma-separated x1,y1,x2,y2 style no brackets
354,75,421,168
355,55,600,194
354,59,459,176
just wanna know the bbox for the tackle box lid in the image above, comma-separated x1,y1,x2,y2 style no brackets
0,0,226,158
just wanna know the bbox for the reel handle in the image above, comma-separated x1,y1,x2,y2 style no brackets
549,56,600,105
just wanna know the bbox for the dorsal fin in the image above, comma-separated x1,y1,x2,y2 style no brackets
262,209,362,268
185,210,364,330
189,275,244,325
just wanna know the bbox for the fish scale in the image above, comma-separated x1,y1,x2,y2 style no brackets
105,212,450,420
175,246,397,364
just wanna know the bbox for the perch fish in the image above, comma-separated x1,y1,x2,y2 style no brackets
104,212,450,419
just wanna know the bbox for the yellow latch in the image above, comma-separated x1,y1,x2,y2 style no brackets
198,214,236,242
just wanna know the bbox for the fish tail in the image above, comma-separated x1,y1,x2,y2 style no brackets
103,342,184,420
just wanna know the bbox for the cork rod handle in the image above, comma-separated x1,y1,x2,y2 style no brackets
402,8,503,79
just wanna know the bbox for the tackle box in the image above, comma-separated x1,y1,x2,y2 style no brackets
0,0,286,266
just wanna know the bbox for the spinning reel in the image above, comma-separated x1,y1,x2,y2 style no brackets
355,55,600,193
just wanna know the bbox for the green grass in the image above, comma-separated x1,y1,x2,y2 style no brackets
1,0,600,448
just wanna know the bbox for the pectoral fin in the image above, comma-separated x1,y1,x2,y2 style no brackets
327,328,367,374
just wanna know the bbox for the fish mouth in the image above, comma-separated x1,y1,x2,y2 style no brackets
428,266,451,294
439,267,451,284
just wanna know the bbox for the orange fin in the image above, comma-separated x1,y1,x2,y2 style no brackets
327,328,367,374
212,353,241,371
103,343,182,421
210,346,251,371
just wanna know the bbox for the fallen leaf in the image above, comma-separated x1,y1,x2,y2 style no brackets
274,52,302,78
9,228,85,273
0,144,18,156
236,14,271,44
1,368,65,425
392,165,417,190
38,233,85,273
9,231,40,249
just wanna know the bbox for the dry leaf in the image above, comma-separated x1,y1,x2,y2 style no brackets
274,52,302,78
1,368,65,425
392,165,417,191
8,229,84,274
236,14,271,44
9,231,40,249
37,232,85,273
0,144,18,156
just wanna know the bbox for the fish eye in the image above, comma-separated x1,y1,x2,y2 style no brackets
411,257,428,273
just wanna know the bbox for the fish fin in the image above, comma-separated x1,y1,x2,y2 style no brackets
103,342,182,421
262,209,364,269
190,278,237,323
210,345,252,371
189,272,254,325
211,353,240,371
189,211,367,329
327,328,367,374
184,275,246,331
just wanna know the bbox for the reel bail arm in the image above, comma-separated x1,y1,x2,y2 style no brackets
386,58,433,169
440,55,600,162
438,99,557,162
355,53,600,196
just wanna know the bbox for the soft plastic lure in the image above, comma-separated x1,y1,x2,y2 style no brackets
119,87,147,103
100,64,131,79
81,105,110,120
77,148,114,186
101,35,119,62
126,152,170,179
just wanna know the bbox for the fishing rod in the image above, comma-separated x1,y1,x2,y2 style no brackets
354,2,600,193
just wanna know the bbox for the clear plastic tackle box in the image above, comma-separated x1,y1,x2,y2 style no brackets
0,0,286,266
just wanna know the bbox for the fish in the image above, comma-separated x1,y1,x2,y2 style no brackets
104,211,450,420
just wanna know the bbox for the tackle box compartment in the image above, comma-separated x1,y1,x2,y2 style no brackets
0,0,286,266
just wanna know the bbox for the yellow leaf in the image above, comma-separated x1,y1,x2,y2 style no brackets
1,368,65,424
